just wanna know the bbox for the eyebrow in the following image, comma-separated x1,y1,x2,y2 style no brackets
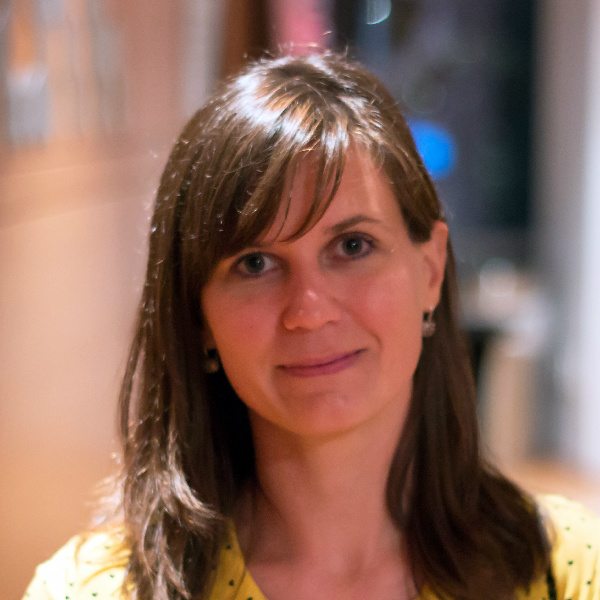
251,214,384,250
326,214,383,235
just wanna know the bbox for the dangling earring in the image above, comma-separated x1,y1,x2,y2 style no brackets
203,347,220,373
422,309,436,338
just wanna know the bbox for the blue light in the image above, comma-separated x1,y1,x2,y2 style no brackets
365,0,391,25
407,119,457,181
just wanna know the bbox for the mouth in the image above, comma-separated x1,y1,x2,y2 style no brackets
277,349,366,377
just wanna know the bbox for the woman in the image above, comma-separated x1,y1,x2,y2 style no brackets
24,53,600,600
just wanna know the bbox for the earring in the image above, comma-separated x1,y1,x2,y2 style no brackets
422,309,436,338
203,347,220,373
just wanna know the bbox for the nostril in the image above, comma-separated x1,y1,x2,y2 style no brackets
282,287,341,331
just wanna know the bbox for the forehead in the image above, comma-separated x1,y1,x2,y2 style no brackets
263,148,397,243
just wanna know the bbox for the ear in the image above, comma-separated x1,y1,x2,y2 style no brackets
420,221,448,310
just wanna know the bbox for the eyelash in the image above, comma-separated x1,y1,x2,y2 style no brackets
232,232,377,279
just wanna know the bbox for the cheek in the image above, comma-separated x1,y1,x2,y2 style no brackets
351,266,424,375
201,294,272,406
356,266,423,332
202,290,277,366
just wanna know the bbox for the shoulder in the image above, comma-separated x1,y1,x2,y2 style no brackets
22,528,129,600
209,527,266,600
538,494,600,599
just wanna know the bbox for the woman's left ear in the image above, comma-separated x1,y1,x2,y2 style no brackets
421,221,448,308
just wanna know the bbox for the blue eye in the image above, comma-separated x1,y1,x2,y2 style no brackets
243,253,265,273
234,252,276,277
335,234,374,259
341,236,364,256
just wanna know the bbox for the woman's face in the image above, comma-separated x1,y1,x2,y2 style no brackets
202,149,447,440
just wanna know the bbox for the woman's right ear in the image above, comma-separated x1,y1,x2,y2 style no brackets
202,326,220,373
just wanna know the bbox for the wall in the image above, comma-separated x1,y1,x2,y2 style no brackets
534,0,600,471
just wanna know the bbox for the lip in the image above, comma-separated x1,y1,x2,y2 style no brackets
277,349,366,378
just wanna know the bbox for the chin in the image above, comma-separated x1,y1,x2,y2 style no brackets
251,389,409,442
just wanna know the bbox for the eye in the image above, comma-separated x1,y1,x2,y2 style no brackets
233,252,277,278
332,234,375,260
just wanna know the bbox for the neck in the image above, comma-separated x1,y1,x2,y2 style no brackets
237,408,407,572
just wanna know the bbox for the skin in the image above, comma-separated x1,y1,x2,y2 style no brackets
202,149,448,600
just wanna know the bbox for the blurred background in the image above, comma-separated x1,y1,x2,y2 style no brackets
2,0,600,597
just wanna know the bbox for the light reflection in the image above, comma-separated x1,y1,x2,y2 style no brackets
365,0,391,25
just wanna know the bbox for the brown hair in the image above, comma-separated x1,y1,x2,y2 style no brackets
116,53,549,600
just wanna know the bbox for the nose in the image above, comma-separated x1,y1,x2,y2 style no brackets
281,268,342,331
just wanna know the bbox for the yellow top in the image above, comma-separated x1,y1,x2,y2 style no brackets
22,495,600,600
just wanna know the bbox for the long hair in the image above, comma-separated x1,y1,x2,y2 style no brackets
116,53,549,600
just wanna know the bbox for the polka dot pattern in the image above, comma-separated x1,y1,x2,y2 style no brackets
20,530,128,600
19,495,600,599
523,495,600,600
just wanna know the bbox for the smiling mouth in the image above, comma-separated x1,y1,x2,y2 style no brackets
278,349,366,377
